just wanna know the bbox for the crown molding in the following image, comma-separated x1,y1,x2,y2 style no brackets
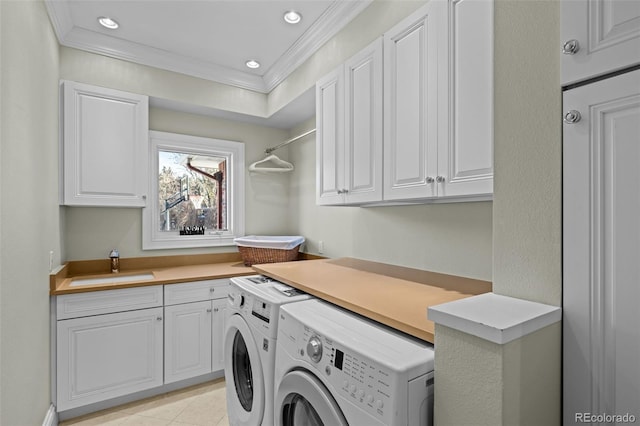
262,0,373,92
45,0,373,94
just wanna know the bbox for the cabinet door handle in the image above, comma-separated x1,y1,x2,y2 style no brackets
426,177,435,184
206,308,212,313
210,288,215,293
214,308,219,313
156,316,163,321
563,110,582,124
436,176,446,183
562,39,580,55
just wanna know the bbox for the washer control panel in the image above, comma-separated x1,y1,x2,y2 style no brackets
298,326,394,423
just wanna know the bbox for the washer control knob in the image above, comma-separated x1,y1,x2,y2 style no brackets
306,336,323,363
366,395,374,404
376,400,384,409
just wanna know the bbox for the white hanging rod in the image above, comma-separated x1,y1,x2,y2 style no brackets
265,128,316,154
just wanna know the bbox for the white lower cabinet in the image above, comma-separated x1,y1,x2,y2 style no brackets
56,279,230,413
164,279,230,384
164,301,212,384
56,306,164,411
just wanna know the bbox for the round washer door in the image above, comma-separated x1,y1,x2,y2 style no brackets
275,369,348,426
224,314,265,425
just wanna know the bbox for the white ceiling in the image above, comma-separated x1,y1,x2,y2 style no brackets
45,0,372,94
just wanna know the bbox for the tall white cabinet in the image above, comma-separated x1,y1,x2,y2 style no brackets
561,0,640,85
563,69,640,424
562,1,640,423
61,81,148,207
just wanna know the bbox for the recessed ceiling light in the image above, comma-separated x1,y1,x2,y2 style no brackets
98,16,119,29
283,10,302,24
245,60,261,69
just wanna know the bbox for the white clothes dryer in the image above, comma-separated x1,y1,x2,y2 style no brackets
274,299,435,426
225,275,312,426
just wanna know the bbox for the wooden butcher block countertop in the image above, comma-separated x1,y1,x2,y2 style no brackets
253,258,492,343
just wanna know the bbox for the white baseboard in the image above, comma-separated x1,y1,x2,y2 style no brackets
42,404,57,426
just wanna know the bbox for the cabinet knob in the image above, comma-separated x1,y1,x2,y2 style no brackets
214,308,219,313
563,110,582,124
343,189,349,194
436,176,446,183
562,39,580,55
206,308,212,313
426,177,435,184
156,316,162,321
210,288,215,292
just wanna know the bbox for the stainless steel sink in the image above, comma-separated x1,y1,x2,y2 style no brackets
69,273,155,287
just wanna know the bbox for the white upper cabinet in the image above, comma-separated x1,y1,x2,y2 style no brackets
562,0,640,85
316,67,345,205
383,2,440,201
316,0,493,205
439,0,493,199
316,38,383,205
61,81,149,207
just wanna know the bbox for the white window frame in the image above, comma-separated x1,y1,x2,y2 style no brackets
143,130,245,250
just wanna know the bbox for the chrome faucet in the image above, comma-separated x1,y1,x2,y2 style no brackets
109,249,120,273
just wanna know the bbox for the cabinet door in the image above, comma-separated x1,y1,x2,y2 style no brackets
316,67,345,205
384,2,440,201
343,38,383,204
562,0,640,85
164,301,212,384
62,81,148,207
57,307,163,411
438,0,493,199
563,70,640,424
211,298,227,373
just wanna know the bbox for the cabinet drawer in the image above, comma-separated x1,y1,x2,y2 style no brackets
164,279,229,305
57,286,163,320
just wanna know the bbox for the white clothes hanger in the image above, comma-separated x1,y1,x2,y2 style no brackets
248,154,294,173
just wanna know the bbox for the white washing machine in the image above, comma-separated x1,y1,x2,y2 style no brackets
225,275,312,426
274,299,435,426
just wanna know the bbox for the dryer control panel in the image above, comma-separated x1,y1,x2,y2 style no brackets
277,299,435,426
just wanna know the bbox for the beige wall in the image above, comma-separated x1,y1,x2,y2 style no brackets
0,0,61,424
60,47,268,118
287,119,493,279
493,0,561,306
64,107,292,260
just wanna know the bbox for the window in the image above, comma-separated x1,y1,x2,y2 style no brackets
143,131,244,249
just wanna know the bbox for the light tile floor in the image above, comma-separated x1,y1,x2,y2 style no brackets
59,379,229,426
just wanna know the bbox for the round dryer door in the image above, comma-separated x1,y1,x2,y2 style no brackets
275,370,348,426
224,314,265,425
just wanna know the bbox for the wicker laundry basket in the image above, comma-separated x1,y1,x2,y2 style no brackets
234,236,305,266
